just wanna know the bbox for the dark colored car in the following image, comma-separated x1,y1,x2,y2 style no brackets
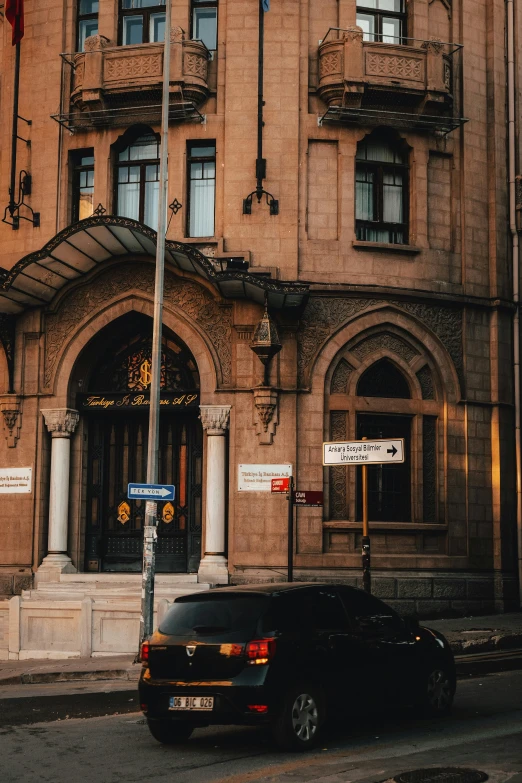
139,583,456,751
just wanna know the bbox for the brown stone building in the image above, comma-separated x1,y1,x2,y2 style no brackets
0,0,520,657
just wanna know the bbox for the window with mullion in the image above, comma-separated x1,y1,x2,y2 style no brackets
120,0,166,45
187,143,216,238
72,150,95,222
77,0,99,52
191,0,218,52
356,160,408,245
356,0,406,44
115,135,160,229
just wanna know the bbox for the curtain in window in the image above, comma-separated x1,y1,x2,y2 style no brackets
355,169,374,221
118,167,140,221
189,161,215,237
144,164,159,231
383,170,403,223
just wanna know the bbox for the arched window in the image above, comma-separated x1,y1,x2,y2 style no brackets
356,1,406,43
355,131,408,245
115,131,160,230
326,340,442,530
357,359,411,399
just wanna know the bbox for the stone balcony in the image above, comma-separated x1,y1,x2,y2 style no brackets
317,28,463,132
68,28,210,127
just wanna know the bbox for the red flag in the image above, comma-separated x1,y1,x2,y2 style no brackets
5,0,24,45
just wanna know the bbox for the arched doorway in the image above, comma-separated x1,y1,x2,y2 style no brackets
78,313,202,573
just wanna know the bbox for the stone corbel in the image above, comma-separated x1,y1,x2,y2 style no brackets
0,395,22,448
253,387,278,445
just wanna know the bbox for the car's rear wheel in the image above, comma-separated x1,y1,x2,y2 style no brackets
147,718,194,745
415,665,455,716
272,683,325,751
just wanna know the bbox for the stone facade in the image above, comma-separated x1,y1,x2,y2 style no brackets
0,0,519,624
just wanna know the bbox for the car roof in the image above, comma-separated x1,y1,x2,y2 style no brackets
174,582,363,600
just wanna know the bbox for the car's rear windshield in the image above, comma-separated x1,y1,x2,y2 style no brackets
159,594,270,637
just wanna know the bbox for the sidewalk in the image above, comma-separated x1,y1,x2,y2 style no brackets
0,611,520,687
0,654,139,686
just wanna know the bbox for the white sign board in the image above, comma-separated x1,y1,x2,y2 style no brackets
238,464,292,492
0,467,32,493
323,440,405,466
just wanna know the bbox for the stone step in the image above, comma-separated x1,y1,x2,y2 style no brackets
22,584,210,601
59,573,200,584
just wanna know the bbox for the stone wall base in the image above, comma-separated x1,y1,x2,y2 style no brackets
230,568,519,618
0,569,33,598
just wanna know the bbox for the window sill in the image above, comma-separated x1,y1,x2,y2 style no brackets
352,241,421,254
323,521,447,532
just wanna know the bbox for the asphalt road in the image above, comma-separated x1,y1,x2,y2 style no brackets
1,669,522,783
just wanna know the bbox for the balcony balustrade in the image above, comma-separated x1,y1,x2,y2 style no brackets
317,28,464,134
57,28,210,130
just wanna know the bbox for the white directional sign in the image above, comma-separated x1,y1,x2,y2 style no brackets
127,483,175,501
323,439,405,466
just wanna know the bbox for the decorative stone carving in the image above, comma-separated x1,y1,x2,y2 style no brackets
84,34,111,51
330,359,353,394
422,38,444,55
329,411,347,520
297,296,463,390
199,405,231,435
417,364,435,400
342,27,364,44
171,26,185,43
319,51,342,78
105,54,162,81
42,409,80,438
184,53,207,78
0,395,21,448
73,61,85,90
365,52,423,82
351,332,418,364
297,297,380,384
44,263,232,388
253,387,278,445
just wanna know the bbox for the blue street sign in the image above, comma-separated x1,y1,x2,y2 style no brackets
262,0,270,10
127,483,175,501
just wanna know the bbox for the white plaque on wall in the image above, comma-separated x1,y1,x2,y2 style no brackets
0,467,32,494
238,464,292,492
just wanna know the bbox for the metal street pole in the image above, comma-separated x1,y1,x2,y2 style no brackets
287,475,294,582
139,0,172,650
361,437,371,593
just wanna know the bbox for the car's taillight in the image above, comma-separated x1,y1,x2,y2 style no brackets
245,638,276,665
140,641,150,663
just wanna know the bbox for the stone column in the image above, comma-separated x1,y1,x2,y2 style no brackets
198,405,231,585
37,409,80,582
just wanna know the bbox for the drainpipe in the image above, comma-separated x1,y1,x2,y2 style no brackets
506,0,522,608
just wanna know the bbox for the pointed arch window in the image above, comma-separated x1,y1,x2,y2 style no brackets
115,132,160,230
356,132,408,245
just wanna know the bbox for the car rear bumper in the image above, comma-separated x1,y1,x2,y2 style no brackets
139,671,276,725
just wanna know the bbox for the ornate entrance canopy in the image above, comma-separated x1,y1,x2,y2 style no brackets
0,215,309,314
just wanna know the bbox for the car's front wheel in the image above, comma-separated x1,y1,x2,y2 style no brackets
272,683,325,751
147,718,194,745
415,665,455,716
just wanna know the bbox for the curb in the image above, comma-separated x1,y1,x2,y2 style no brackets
447,632,522,656
0,668,140,686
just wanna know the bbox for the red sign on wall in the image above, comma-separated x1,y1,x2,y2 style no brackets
293,490,323,507
271,477,290,493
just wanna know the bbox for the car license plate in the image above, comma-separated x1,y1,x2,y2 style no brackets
169,696,214,711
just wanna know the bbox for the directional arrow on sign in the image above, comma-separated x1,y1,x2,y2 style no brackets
387,445,398,457
127,483,175,502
